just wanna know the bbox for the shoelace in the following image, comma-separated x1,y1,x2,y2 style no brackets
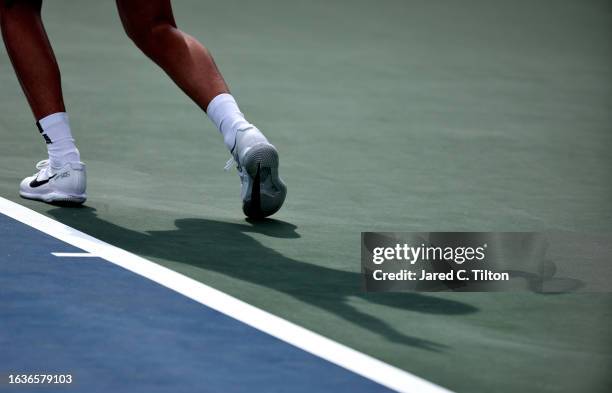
36,159,50,170
224,156,236,171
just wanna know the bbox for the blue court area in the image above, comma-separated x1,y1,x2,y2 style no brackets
0,213,392,393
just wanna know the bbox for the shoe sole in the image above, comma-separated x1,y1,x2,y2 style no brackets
241,143,287,219
20,191,87,205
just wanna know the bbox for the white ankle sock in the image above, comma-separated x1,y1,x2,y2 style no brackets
37,112,81,168
206,93,253,151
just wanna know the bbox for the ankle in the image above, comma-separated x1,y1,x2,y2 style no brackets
49,145,80,169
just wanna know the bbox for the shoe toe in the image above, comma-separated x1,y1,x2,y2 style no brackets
19,175,36,192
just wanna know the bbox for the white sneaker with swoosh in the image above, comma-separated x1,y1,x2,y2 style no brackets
226,126,287,219
19,159,87,204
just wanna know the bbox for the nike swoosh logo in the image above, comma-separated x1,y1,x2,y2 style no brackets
30,174,57,188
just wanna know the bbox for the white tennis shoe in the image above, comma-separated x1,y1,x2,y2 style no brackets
19,159,87,204
226,126,286,219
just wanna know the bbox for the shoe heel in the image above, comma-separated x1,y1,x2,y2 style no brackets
243,143,279,177
241,143,287,219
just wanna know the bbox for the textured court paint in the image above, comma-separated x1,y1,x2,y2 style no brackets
0,1,611,392
0,214,395,393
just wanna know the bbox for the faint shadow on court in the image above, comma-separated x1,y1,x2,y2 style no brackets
48,207,479,352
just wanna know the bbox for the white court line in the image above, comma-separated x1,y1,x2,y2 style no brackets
0,196,452,393
52,252,98,257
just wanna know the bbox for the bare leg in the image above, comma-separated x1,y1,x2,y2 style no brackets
116,0,286,218
116,0,229,111
0,0,65,119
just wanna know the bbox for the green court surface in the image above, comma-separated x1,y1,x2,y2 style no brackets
1,0,611,392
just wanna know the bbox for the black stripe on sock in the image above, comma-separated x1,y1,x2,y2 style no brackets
36,121,53,144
